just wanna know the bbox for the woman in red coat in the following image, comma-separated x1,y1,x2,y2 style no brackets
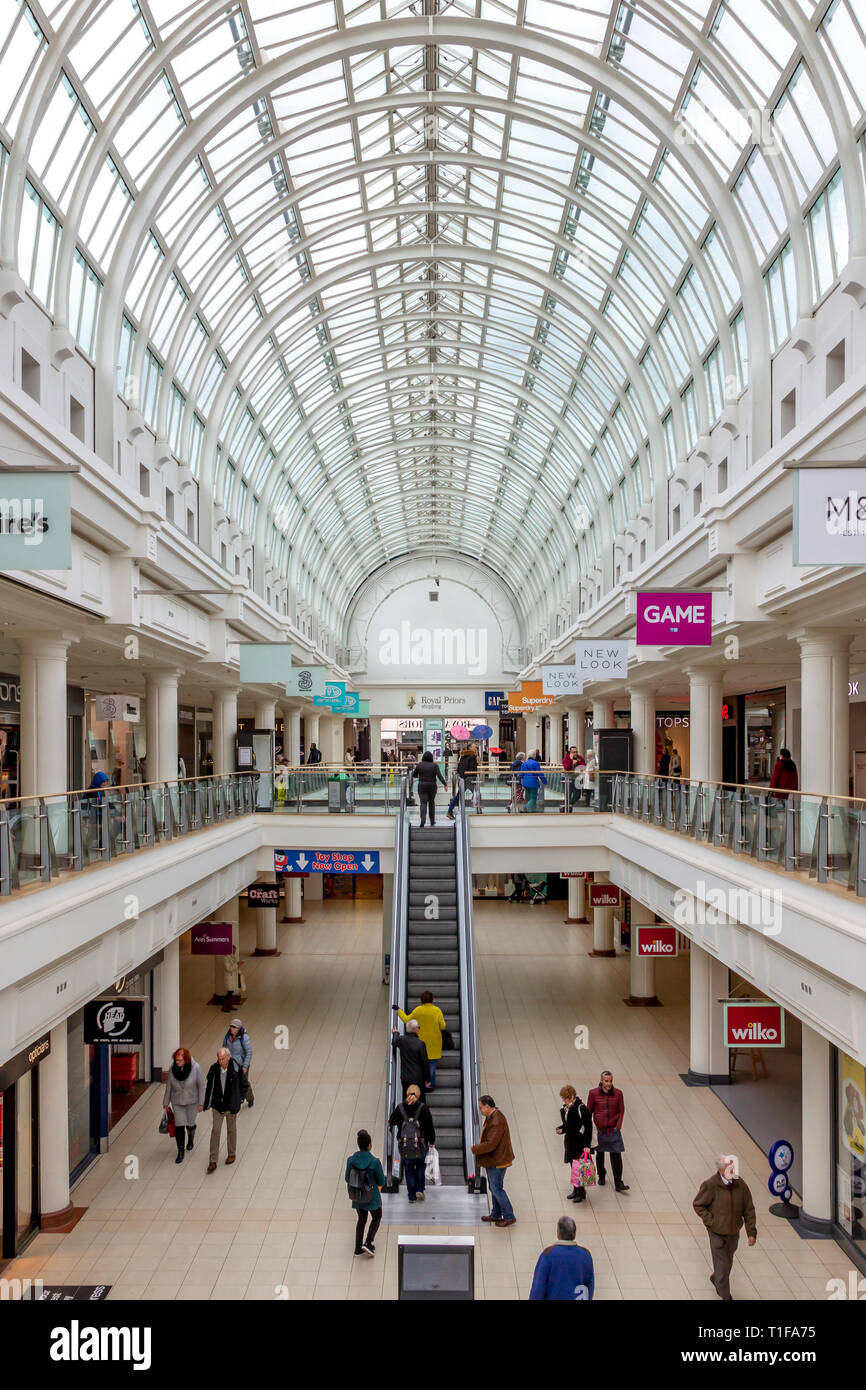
769,749,798,801
586,1070,629,1192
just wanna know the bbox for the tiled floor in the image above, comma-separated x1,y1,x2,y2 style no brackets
7,898,853,1300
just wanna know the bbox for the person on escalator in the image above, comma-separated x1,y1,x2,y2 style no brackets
391,1018,431,1099
412,750,447,827
446,744,478,819
394,990,447,1091
388,1084,436,1203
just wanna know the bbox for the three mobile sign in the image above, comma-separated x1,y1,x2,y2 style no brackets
275,849,380,874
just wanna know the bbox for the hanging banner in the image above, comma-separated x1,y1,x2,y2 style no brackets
588,883,620,908
239,643,293,685
506,682,555,710
84,999,144,1045
356,700,370,718
94,694,140,723
190,922,233,955
634,923,679,957
574,640,629,680
541,666,584,696
285,666,328,698
794,468,866,565
636,591,712,646
485,691,505,711
0,471,72,570
314,681,346,706
247,883,280,909
723,999,786,1048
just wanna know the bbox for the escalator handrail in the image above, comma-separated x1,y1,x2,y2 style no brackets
455,778,481,1179
384,773,409,1177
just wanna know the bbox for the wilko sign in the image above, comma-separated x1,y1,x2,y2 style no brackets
724,1000,785,1049
190,922,233,955
636,591,712,646
589,883,620,908
634,924,679,957
560,871,585,879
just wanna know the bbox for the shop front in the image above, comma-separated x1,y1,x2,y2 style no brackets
742,688,787,785
834,1047,866,1270
67,962,159,1184
86,691,144,787
0,670,20,799
0,1033,49,1260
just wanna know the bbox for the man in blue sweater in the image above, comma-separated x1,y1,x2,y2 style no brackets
529,1216,594,1300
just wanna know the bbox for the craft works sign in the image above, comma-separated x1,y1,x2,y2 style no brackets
247,883,280,908
723,1000,786,1048
589,883,620,908
190,922,233,955
634,923,679,957
636,591,712,646
83,999,144,1045
275,849,380,874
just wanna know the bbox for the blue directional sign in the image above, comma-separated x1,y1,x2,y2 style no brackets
275,849,380,874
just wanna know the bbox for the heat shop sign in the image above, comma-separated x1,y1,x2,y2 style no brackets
723,1000,785,1049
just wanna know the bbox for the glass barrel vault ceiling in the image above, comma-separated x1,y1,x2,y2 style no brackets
1,0,864,624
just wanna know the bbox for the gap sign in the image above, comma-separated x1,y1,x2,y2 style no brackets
275,849,380,874
724,1000,785,1048
636,590,712,646
589,883,620,908
634,924,679,957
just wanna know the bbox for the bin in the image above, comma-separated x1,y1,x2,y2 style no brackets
328,776,348,812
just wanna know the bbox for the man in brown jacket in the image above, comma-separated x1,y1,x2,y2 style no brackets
472,1095,516,1227
693,1155,757,1300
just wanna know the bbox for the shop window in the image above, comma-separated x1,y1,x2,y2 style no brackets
836,1048,866,1264
186,508,195,540
221,542,227,567
235,554,241,575
20,348,40,403
693,482,702,514
139,463,150,498
165,488,175,524
671,505,681,535
717,458,728,492
640,539,646,563
781,388,796,437
826,339,846,396
69,396,85,443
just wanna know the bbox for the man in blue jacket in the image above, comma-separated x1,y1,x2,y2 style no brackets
223,1018,254,1106
519,749,547,813
529,1216,594,1300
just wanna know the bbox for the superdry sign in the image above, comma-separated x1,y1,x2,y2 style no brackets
636,590,712,646
634,924,679,957
589,884,620,908
723,1000,785,1048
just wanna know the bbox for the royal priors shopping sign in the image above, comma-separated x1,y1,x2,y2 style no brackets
794,468,866,565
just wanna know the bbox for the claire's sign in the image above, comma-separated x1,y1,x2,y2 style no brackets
190,922,233,955
589,883,620,908
723,1000,785,1048
636,591,712,646
634,923,679,957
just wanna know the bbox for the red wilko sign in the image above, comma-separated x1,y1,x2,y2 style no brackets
589,884,620,909
724,1000,785,1049
634,924,679,957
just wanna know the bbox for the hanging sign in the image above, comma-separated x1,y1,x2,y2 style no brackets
275,849,380,874
541,666,584,696
574,640,629,679
589,883,620,908
636,591,712,646
285,666,328,698
94,694,141,723
190,922,233,955
239,643,293,685
485,691,505,711
723,999,786,1048
506,682,555,710
0,471,72,570
247,883,280,909
794,468,866,565
634,923,679,956
83,999,144,1045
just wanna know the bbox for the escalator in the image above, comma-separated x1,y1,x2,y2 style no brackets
385,778,484,1192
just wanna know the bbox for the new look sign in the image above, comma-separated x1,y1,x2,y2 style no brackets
635,591,712,646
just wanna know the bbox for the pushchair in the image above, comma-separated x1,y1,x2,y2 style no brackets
527,874,548,906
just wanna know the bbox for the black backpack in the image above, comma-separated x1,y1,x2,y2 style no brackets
347,1162,374,1205
398,1104,426,1161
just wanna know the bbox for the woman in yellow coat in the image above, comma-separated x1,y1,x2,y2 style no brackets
394,990,446,1091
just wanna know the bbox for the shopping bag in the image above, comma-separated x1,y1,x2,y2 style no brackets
391,1129,401,1180
425,1146,441,1186
163,1106,176,1139
571,1148,596,1188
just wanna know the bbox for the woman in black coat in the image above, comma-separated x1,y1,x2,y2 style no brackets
556,1084,593,1202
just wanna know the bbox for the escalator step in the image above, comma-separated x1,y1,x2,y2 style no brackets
405,936,457,951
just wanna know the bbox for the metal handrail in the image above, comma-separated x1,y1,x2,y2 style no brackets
384,774,409,1188
456,778,482,1188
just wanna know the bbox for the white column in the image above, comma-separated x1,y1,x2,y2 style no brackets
589,872,615,956
629,687,656,776
567,705,586,757
212,686,238,776
526,712,541,756
688,945,730,1084
19,636,71,797
548,709,563,765
342,718,355,761
284,706,301,765
565,875,586,923
369,716,382,770
255,697,276,730
252,882,279,955
801,1023,833,1231
687,668,723,783
627,898,661,1006
591,697,614,755
798,632,852,797
39,1023,72,1226
282,877,304,922
145,669,180,782
153,937,180,1072
305,713,320,761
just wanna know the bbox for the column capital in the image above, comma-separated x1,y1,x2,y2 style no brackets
17,634,75,659
685,662,725,684
146,667,183,687
794,629,853,658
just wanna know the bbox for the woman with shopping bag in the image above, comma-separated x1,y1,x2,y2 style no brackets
556,1084,593,1202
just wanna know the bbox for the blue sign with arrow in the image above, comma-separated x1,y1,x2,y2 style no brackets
275,849,380,874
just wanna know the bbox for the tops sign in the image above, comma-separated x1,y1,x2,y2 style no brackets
636,591,712,646
795,468,866,565
379,622,487,677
